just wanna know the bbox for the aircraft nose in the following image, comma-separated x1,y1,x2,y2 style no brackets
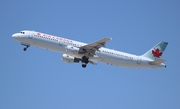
12,33,19,39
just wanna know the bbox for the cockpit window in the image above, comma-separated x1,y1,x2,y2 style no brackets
20,31,25,34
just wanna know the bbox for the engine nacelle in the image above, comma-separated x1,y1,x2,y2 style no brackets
62,54,79,63
66,46,79,56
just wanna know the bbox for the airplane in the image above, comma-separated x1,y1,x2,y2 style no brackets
12,30,168,68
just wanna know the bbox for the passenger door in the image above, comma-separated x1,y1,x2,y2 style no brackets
137,57,141,65
59,40,63,46
28,31,34,39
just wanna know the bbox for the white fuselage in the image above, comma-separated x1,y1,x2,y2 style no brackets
12,30,166,68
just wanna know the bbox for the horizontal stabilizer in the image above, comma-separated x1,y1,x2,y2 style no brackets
149,59,165,65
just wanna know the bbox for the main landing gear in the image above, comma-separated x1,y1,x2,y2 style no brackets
81,56,89,68
23,45,29,51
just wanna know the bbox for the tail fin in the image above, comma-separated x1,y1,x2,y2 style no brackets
142,41,168,60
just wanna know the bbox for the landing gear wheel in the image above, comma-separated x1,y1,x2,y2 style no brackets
23,46,29,51
23,48,27,51
81,56,89,68
82,64,87,68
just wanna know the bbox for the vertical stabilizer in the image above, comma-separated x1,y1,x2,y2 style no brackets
142,41,168,60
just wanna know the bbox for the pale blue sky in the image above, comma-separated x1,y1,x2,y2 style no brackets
0,0,180,109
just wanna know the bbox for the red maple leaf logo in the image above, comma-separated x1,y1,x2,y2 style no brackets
152,48,162,58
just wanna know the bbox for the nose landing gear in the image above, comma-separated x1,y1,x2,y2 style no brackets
23,45,29,51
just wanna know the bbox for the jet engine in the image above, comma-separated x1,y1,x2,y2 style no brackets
61,54,79,63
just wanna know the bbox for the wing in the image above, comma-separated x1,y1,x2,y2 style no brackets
79,38,112,55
